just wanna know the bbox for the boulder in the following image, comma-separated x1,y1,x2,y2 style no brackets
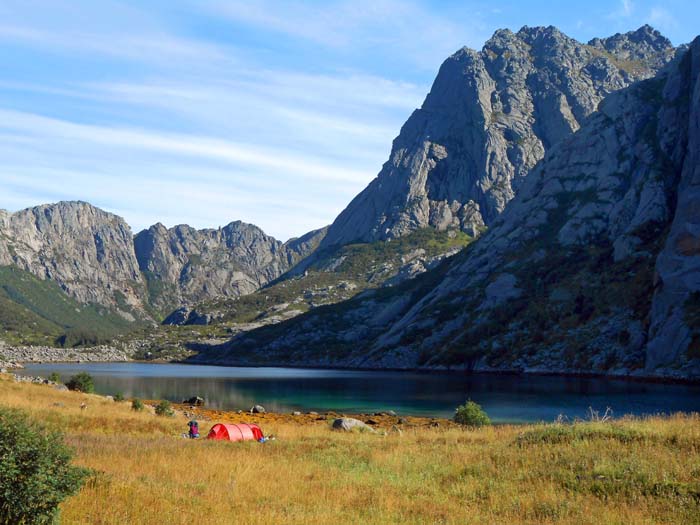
250,405,266,414
332,417,376,432
183,396,205,406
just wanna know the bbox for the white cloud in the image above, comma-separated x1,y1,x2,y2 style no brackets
0,24,233,67
207,0,487,67
0,0,443,239
0,109,373,184
607,0,634,19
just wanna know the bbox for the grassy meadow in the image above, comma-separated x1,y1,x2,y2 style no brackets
1,374,699,524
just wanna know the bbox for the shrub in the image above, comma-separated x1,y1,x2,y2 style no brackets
48,372,61,383
131,399,144,412
65,372,94,393
0,406,89,524
154,400,174,417
454,400,491,427
56,328,112,348
113,392,125,402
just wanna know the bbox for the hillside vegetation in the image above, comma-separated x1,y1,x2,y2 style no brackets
196,228,472,325
1,375,699,524
0,266,138,347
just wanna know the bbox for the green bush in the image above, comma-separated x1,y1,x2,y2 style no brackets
131,399,144,412
56,328,113,348
454,400,491,427
48,372,61,383
65,372,94,394
0,406,89,524
154,400,174,417
113,392,125,402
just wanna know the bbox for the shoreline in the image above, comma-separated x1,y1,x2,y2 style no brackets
6,345,700,385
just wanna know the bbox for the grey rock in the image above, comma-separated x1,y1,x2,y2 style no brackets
183,396,205,406
135,223,327,313
0,201,144,312
162,307,212,326
332,417,375,432
213,34,700,380
250,404,265,414
321,25,674,248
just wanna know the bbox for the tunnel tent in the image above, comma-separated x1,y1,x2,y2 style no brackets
207,423,264,442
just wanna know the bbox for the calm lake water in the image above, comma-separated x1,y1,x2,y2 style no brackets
17,363,700,423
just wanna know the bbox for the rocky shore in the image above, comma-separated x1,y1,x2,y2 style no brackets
0,344,132,370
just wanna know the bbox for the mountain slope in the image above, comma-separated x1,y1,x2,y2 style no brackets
0,201,145,319
321,25,675,248
134,222,327,315
203,36,700,379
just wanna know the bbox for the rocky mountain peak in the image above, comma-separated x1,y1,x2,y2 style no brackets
223,37,700,379
589,25,674,68
320,25,676,249
0,201,144,316
134,220,326,313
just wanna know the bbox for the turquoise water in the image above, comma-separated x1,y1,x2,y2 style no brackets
18,362,700,422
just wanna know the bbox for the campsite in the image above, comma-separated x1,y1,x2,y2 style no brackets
2,373,699,524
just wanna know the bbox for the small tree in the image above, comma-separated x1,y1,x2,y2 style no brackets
154,400,174,417
48,372,61,383
113,392,125,402
454,400,491,427
65,372,94,394
131,399,144,412
0,406,89,524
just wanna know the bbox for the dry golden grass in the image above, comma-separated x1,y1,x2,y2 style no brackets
2,375,699,524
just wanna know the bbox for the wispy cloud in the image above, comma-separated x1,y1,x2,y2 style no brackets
607,0,634,19
0,24,233,67
0,1,432,239
0,109,372,184
207,0,487,68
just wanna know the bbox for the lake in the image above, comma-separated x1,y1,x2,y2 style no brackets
17,362,700,423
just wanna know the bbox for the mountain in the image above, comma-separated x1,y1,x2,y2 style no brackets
0,201,327,340
321,25,675,248
201,36,700,379
133,222,326,314
0,201,144,319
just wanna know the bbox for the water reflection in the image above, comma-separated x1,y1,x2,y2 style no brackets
17,363,700,423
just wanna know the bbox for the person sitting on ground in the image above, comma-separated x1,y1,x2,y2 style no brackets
187,420,199,439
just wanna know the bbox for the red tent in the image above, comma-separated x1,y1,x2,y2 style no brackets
206,423,263,442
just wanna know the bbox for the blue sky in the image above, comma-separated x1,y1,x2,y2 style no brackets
0,1,697,240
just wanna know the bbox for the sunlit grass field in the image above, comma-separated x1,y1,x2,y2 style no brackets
2,375,699,524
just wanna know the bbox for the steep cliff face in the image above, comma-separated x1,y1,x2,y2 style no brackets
0,201,327,322
321,25,675,248
0,201,144,317
134,222,326,313
211,37,700,379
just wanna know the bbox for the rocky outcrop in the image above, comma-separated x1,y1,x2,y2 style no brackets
0,201,144,316
321,25,675,248
134,222,327,313
0,344,131,367
0,201,327,323
162,307,213,326
209,36,700,380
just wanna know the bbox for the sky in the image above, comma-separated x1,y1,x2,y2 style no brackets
0,1,698,241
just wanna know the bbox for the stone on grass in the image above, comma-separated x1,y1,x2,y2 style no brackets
332,417,376,433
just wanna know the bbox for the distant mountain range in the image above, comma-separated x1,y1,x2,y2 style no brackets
2,25,699,379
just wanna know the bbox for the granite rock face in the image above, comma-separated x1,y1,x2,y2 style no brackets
0,201,327,320
134,222,327,313
212,36,700,379
321,25,675,248
0,201,144,316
